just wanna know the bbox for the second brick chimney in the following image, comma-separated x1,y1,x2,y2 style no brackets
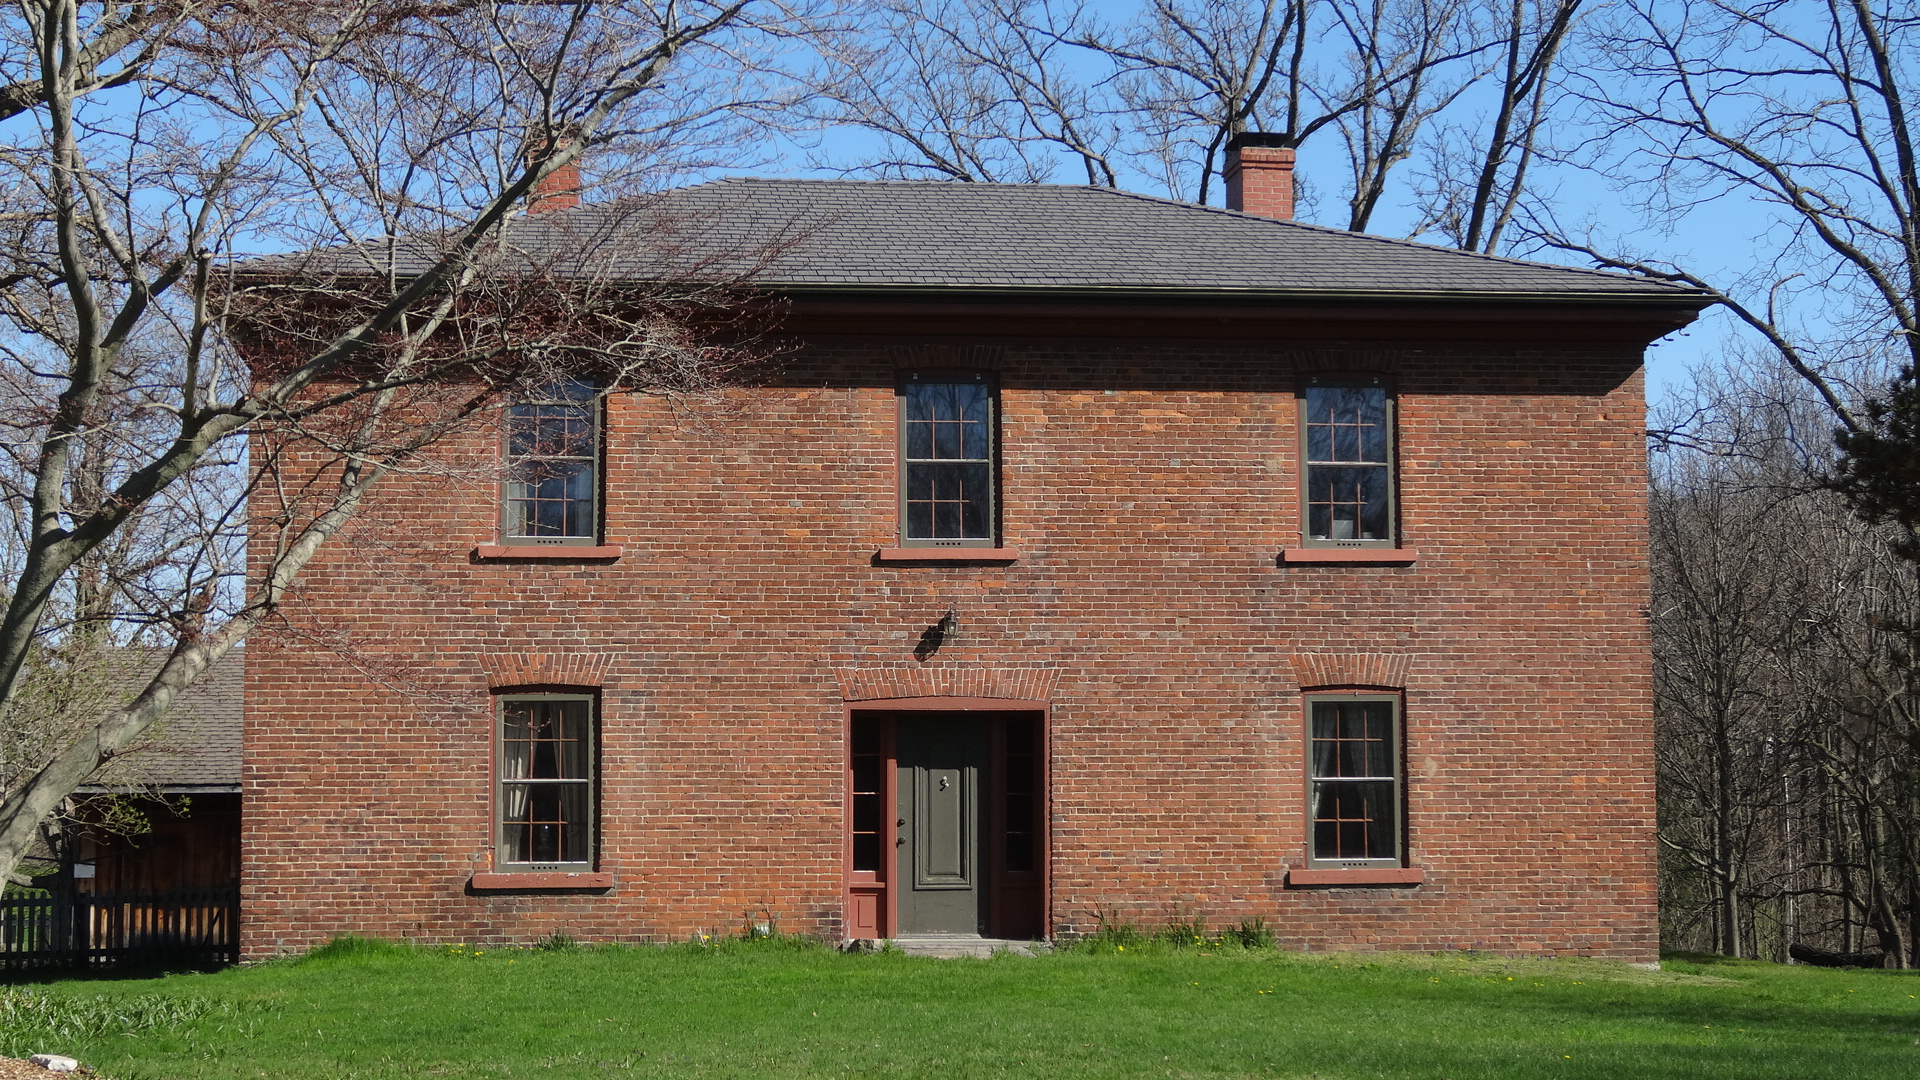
526,134,581,214
1223,132,1296,220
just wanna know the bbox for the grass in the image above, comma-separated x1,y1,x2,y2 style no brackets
3,937,1918,1079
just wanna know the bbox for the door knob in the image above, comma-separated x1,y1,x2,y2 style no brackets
897,818,906,827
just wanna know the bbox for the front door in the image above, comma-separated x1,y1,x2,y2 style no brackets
844,709,1046,940
896,716,989,934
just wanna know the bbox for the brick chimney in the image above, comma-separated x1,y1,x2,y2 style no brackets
526,135,581,214
1223,132,1295,220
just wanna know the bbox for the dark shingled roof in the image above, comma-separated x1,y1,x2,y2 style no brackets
272,178,1704,304
78,651,241,793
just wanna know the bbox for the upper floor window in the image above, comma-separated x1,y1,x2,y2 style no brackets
1306,694,1402,868
1300,378,1395,547
504,379,599,545
497,694,596,870
899,373,997,547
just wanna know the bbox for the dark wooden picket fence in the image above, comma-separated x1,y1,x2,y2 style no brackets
0,887,238,970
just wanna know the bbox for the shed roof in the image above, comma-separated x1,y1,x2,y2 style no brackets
77,651,242,793
272,178,1704,305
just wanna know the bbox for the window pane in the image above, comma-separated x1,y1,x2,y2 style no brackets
501,781,590,864
1306,464,1389,541
499,698,593,867
1005,755,1033,793
906,494,933,539
852,792,881,833
1339,736,1369,777
902,380,994,543
934,406,962,458
1305,386,1388,464
852,756,880,793
507,461,595,538
1310,780,1397,859
903,381,937,423
509,403,592,459
956,462,991,537
506,384,595,541
502,700,590,781
931,494,956,536
960,391,990,458
904,462,991,539
1006,793,1033,832
852,833,881,873
1005,831,1034,874
1311,701,1394,779
903,382,990,462
905,418,932,459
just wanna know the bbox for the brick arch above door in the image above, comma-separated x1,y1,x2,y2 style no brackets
837,666,1058,704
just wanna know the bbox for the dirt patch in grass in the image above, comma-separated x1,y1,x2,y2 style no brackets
0,1060,92,1080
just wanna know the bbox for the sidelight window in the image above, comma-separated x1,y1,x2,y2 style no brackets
899,373,997,547
1300,378,1395,546
504,379,599,545
496,695,595,870
1306,695,1402,868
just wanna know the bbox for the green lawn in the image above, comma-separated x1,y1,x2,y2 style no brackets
3,938,1918,1079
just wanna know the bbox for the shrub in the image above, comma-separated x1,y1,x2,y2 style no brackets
1158,917,1212,949
1223,917,1274,949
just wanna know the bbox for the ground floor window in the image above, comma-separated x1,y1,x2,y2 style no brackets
497,694,596,870
1306,694,1402,868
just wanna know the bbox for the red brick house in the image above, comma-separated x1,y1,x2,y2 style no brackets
242,140,1708,959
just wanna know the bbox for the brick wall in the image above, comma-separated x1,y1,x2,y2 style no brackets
242,327,1658,960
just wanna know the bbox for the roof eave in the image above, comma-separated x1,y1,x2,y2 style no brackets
765,282,1712,307
75,783,240,794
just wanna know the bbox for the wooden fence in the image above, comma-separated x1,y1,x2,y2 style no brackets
0,888,239,970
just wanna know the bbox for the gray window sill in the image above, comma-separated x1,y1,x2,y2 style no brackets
1279,547,1417,565
473,544,624,561
1285,867,1424,887
469,871,613,890
875,547,1020,563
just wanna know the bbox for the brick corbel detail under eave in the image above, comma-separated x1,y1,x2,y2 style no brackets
1285,349,1409,376
482,653,611,690
837,666,1059,704
1289,651,1409,690
887,344,1008,371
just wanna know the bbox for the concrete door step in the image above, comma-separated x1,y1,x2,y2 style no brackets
886,934,1051,958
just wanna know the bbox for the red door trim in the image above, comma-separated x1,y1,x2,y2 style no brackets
843,698,1051,942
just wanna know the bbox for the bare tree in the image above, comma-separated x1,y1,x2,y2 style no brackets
1651,358,1920,966
1325,0,1478,232
1550,0,1912,424
809,0,1121,184
1652,449,1800,959
1408,0,1580,251
812,0,1516,231
0,0,814,889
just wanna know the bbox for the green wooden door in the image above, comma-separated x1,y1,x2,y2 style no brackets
895,716,989,934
